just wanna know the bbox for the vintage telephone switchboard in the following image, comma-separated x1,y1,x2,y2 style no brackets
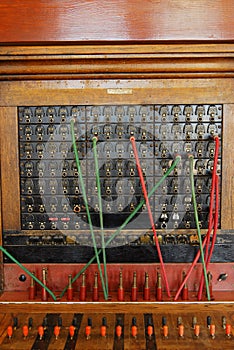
0,2,234,348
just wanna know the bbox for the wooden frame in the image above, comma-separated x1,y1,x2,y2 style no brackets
0,76,234,232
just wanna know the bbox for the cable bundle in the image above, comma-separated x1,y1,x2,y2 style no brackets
174,136,220,301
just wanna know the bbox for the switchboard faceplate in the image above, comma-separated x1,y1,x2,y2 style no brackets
17,104,222,247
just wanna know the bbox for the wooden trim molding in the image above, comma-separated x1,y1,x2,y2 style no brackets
0,44,234,80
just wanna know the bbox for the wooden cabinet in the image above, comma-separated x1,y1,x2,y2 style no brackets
0,3,233,348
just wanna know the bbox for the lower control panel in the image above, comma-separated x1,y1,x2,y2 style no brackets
0,308,233,350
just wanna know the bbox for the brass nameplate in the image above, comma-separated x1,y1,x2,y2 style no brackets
107,88,133,95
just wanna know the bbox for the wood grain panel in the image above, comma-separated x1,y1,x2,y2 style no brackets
0,43,233,81
0,107,20,230
0,301,233,314
0,79,234,107
0,43,234,56
0,0,233,43
221,104,234,229
0,314,11,344
0,57,233,81
0,146,3,291
0,152,2,242
232,176,234,229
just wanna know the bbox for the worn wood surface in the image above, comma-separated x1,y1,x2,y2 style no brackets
0,0,233,43
0,150,2,292
0,43,234,55
0,302,233,314
222,104,234,229
0,107,21,230
0,56,233,81
0,79,234,106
